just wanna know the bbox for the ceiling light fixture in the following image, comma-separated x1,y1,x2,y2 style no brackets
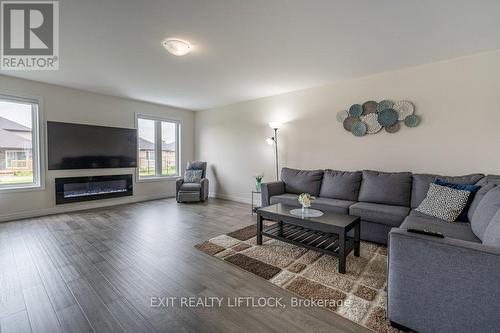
162,38,192,56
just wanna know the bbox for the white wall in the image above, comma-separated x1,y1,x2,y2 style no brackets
0,75,194,221
195,50,500,203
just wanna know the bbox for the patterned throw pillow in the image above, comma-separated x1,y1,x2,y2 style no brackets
416,183,471,222
434,179,481,222
184,169,202,183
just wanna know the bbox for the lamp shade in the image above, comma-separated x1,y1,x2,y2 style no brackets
268,122,282,129
266,138,274,146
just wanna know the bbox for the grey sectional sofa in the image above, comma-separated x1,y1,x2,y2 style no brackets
261,168,500,333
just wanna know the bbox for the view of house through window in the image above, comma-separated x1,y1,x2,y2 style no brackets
138,116,179,179
0,97,40,188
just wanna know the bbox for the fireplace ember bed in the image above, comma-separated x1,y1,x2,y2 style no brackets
55,174,133,204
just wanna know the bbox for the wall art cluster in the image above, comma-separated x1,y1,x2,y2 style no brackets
336,100,420,137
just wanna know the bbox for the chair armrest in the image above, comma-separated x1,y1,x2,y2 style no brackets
261,181,285,206
388,228,500,333
200,178,209,201
176,178,184,194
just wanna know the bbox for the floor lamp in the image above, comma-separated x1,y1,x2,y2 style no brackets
266,122,282,181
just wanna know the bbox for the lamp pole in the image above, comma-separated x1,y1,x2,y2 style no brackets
274,128,279,181
267,122,282,181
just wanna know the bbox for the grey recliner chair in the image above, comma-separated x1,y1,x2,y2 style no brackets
176,161,209,203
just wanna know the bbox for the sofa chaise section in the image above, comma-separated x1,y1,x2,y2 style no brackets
401,212,480,242
388,184,500,333
388,228,500,333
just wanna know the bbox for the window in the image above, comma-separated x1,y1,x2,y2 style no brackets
137,115,179,179
6,150,30,168
0,95,41,189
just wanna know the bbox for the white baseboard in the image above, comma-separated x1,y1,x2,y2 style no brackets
209,192,255,205
0,192,176,223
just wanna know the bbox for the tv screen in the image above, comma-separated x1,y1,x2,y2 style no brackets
47,121,137,170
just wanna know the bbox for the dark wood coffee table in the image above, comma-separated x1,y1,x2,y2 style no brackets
256,203,360,273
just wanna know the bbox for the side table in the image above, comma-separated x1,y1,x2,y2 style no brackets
251,191,261,215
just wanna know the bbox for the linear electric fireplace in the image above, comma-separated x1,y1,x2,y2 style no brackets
55,174,133,204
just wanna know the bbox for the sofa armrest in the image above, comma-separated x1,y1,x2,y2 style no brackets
388,228,500,333
175,178,184,194
200,178,209,201
261,181,285,206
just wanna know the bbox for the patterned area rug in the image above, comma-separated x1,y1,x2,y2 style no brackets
196,224,403,333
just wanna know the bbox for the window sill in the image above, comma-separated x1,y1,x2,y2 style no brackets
136,176,181,183
0,184,45,193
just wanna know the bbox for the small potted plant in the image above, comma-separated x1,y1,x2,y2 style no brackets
254,173,264,192
298,193,315,212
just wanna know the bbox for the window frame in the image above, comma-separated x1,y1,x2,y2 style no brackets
135,114,181,182
0,92,44,192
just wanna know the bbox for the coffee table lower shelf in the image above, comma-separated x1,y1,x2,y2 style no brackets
262,222,357,258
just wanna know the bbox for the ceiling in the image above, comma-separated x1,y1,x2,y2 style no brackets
3,0,500,111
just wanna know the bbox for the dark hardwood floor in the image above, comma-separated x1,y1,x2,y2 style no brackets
0,198,369,333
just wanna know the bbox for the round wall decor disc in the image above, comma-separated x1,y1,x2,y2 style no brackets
378,108,398,127
351,121,367,137
404,114,420,127
349,104,363,117
360,113,382,134
336,110,349,123
343,116,359,131
394,100,415,120
362,101,378,115
377,100,395,112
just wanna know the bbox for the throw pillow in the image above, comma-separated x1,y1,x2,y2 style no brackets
434,179,481,222
416,183,471,222
184,169,202,183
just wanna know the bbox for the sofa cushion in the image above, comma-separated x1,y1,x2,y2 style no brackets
184,169,202,183
349,202,410,227
475,174,500,187
179,183,201,191
281,168,324,196
434,179,480,221
311,197,356,215
471,185,500,241
467,183,497,221
358,170,412,206
409,209,446,221
483,209,500,247
187,161,207,178
400,215,480,243
319,170,362,201
270,193,299,207
415,183,471,222
411,173,484,209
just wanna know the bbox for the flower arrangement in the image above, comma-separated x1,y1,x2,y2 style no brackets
254,173,264,192
298,193,315,209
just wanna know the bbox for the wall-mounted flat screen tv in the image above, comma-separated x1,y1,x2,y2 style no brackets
47,121,137,170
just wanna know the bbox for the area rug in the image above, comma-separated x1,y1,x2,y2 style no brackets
195,223,403,333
